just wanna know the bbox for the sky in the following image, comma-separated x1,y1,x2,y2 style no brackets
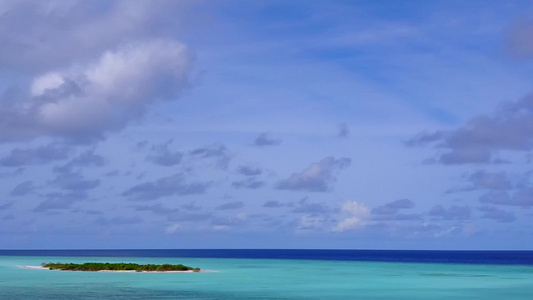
1,0,533,250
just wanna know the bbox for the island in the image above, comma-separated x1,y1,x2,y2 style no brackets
40,262,202,272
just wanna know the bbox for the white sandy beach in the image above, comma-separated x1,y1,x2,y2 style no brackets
19,265,47,270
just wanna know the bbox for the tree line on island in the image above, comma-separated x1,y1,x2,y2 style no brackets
41,262,201,272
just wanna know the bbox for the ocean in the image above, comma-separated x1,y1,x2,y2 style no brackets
1,250,532,299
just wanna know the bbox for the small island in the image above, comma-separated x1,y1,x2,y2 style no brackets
41,262,201,272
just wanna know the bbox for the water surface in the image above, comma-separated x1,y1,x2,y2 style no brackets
1,250,532,299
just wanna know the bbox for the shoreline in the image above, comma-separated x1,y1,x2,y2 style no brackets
19,265,216,273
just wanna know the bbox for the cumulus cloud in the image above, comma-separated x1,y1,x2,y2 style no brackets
254,133,281,146
123,173,210,201
447,170,514,194
408,95,533,164
232,177,265,189
165,223,181,234
211,215,246,227
371,199,415,215
232,165,265,189
33,191,87,212
189,144,228,159
147,141,183,166
105,170,121,177
277,156,351,192
49,171,100,190
479,190,533,207
189,144,231,169
54,150,105,173
0,167,24,179
297,215,325,231
468,170,512,190
215,201,244,210
10,181,36,196
181,202,201,211
0,144,71,167
386,213,422,221
263,200,285,208
0,39,192,142
0,1,196,143
371,199,420,221
133,203,179,215
0,1,190,70
428,205,471,220
291,198,330,214
332,201,369,232
0,202,13,211
236,165,262,176
478,206,516,223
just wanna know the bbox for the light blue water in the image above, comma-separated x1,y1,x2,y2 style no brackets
1,255,533,299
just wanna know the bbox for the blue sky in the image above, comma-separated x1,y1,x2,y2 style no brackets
1,0,533,250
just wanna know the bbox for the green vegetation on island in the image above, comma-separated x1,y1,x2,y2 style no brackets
41,262,201,272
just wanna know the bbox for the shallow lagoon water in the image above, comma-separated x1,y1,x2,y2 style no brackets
1,253,533,299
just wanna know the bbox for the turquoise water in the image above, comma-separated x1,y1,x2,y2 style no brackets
1,255,533,299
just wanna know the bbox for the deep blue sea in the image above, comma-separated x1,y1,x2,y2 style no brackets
1,249,533,299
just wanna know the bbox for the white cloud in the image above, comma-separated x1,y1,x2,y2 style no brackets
165,223,181,234
0,1,193,73
332,201,369,232
31,72,65,97
42,39,190,134
1,39,192,141
0,1,197,143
